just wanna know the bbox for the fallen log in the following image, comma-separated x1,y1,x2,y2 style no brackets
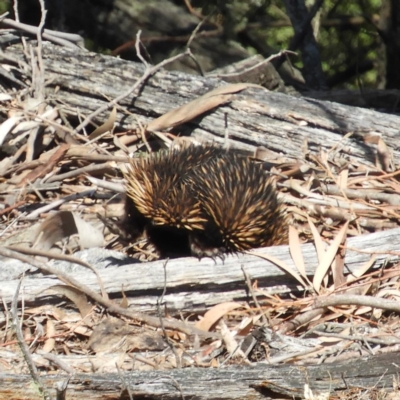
0,351,398,399
1,39,400,165
1,227,400,313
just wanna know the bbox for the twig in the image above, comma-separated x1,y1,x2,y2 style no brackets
157,259,182,368
15,109,83,143
183,0,205,19
36,351,75,374
116,363,133,400
0,246,220,338
266,347,325,364
207,50,297,80
0,56,27,87
35,0,47,103
219,320,248,366
7,245,109,300
310,330,400,346
149,376,185,400
112,29,221,56
22,189,97,220
183,15,210,77
136,115,152,152
319,183,400,206
135,30,148,68
278,309,325,334
54,377,70,400
1,296,10,345
85,176,124,193
0,11,8,21
241,265,268,325
10,276,53,400
1,18,84,49
314,294,400,313
13,0,27,52
45,162,117,184
0,209,26,237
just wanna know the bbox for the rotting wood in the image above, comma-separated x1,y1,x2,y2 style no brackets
0,351,398,399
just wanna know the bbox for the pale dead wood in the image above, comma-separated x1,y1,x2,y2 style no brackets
1,227,400,313
0,351,398,399
1,40,400,165
0,246,219,338
0,18,84,48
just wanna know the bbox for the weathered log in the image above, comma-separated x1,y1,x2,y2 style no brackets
1,40,400,165
1,227,400,313
0,351,398,399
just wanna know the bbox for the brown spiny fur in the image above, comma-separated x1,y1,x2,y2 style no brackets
123,145,287,258
190,153,287,257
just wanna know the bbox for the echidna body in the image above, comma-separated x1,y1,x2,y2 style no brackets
190,154,287,257
123,145,287,258
125,146,225,230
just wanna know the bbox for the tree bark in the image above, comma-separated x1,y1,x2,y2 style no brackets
283,0,327,89
0,351,398,399
1,227,400,314
379,0,400,89
1,40,399,165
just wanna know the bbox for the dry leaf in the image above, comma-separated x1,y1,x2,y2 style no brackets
195,302,242,332
347,256,376,284
337,168,348,190
354,306,373,316
304,384,330,400
49,285,93,318
88,317,165,353
87,317,130,353
147,83,260,132
89,107,117,140
26,123,44,162
236,318,254,337
33,210,76,250
219,320,246,358
73,213,104,248
364,134,380,145
289,225,309,282
0,116,21,146
42,319,56,353
33,210,104,250
253,251,308,288
377,137,392,172
0,156,12,177
307,216,326,265
24,305,67,321
18,143,70,186
120,287,129,309
313,221,349,293
332,246,346,289
376,288,400,300
318,327,351,343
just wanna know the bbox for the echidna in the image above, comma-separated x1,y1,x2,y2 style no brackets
123,145,287,258
189,153,287,257
124,145,226,257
